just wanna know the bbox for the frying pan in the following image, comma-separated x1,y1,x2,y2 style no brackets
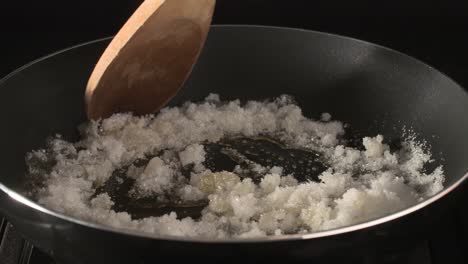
0,25,467,263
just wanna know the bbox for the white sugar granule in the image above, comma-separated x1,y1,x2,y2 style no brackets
179,144,206,167
131,157,175,197
27,94,445,239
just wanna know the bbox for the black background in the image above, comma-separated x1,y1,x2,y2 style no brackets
0,1,467,263
1,0,468,88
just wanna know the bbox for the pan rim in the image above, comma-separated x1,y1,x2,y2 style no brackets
1,24,467,243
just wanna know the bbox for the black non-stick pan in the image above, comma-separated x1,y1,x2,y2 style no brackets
0,25,467,263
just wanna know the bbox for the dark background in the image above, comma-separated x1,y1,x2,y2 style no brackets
1,0,468,88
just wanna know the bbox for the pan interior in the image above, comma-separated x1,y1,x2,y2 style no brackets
0,26,467,228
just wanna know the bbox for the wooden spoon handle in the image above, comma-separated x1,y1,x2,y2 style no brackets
86,0,216,120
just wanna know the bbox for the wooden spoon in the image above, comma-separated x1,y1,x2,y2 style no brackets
85,0,216,120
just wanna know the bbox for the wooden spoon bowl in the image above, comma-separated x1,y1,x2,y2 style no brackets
85,0,216,120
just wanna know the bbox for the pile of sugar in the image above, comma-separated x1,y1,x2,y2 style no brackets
26,94,444,238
